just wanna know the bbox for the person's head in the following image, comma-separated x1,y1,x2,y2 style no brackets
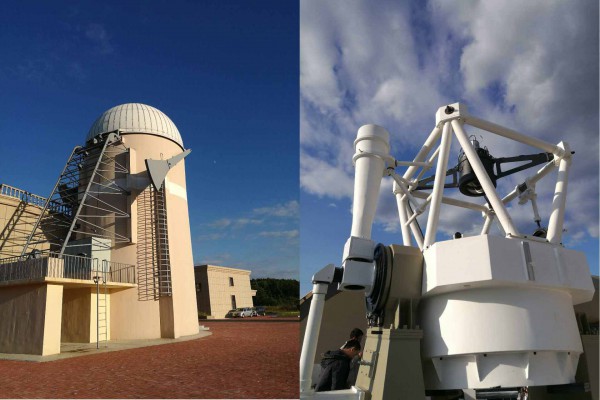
349,328,364,341
342,339,361,358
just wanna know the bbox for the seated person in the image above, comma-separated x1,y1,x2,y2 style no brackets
315,339,361,392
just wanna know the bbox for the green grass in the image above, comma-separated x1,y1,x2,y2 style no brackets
275,310,299,317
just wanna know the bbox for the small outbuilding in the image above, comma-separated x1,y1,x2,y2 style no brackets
194,265,256,318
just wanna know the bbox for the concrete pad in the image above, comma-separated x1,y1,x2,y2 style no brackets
0,329,212,363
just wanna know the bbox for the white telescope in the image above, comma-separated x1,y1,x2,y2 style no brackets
300,103,595,399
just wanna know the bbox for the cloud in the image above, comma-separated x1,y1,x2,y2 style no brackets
194,200,299,278
259,230,299,239
8,60,55,84
253,200,299,218
235,218,263,227
196,233,226,241
301,153,354,199
206,217,263,231
85,23,114,55
208,218,232,229
300,0,598,243
204,200,297,234
196,253,232,266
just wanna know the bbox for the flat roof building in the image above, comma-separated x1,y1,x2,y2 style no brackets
195,265,256,319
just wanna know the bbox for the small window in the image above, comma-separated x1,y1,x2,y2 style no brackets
231,295,236,309
229,277,234,286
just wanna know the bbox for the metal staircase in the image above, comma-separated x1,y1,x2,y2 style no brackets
0,185,64,258
17,132,130,258
0,192,28,257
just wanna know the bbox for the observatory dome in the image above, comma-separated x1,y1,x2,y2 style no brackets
87,103,183,148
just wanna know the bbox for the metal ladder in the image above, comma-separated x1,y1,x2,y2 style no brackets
136,184,172,300
95,259,108,349
155,184,172,297
137,186,159,300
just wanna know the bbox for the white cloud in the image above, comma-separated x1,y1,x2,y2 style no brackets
301,0,598,243
253,201,299,218
208,218,232,229
85,23,114,55
259,230,299,239
301,153,354,199
197,253,232,266
196,232,227,241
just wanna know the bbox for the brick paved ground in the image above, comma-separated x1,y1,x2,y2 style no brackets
0,318,299,399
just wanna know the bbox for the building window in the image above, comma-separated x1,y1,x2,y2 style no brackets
195,283,201,292
229,277,234,286
231,295,236,309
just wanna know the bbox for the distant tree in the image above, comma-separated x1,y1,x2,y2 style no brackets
251,278,299,309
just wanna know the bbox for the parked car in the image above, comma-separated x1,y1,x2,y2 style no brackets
226,307,253,318
254,306,267,316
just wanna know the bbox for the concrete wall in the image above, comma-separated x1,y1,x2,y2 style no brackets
61,288,91,342
108,134,199,340
0,283,63,355
42,284,63,355
110,287,161,340
164,169,199,337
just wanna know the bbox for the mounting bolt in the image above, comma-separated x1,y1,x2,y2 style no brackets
444,105,455,114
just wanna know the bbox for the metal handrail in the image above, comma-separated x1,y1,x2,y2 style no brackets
0,184,48,208
0,252,135,285
0,184,70,214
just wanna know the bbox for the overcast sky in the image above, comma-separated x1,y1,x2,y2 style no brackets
300,0,599,295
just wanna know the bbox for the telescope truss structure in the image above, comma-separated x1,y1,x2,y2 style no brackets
378,103,571,250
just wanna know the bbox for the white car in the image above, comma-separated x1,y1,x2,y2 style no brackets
227,307,253,318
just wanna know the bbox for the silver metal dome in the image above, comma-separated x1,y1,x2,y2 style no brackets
87,103,183,148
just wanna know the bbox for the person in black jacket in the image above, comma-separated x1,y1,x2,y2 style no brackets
315,339,361,392
342,328,364,387
341,328,364,349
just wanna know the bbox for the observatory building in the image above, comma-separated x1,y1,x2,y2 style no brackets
0,103,199,356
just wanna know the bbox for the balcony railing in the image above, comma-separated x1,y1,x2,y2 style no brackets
0,184,48,208
0,183,70,214
0,252,136,285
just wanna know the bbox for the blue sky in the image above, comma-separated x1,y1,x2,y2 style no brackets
300,0,599,295
0,1,299,279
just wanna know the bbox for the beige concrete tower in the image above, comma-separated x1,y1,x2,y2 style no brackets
86,103,199,340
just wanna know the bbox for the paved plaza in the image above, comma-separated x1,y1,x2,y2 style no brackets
0,318,299,399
